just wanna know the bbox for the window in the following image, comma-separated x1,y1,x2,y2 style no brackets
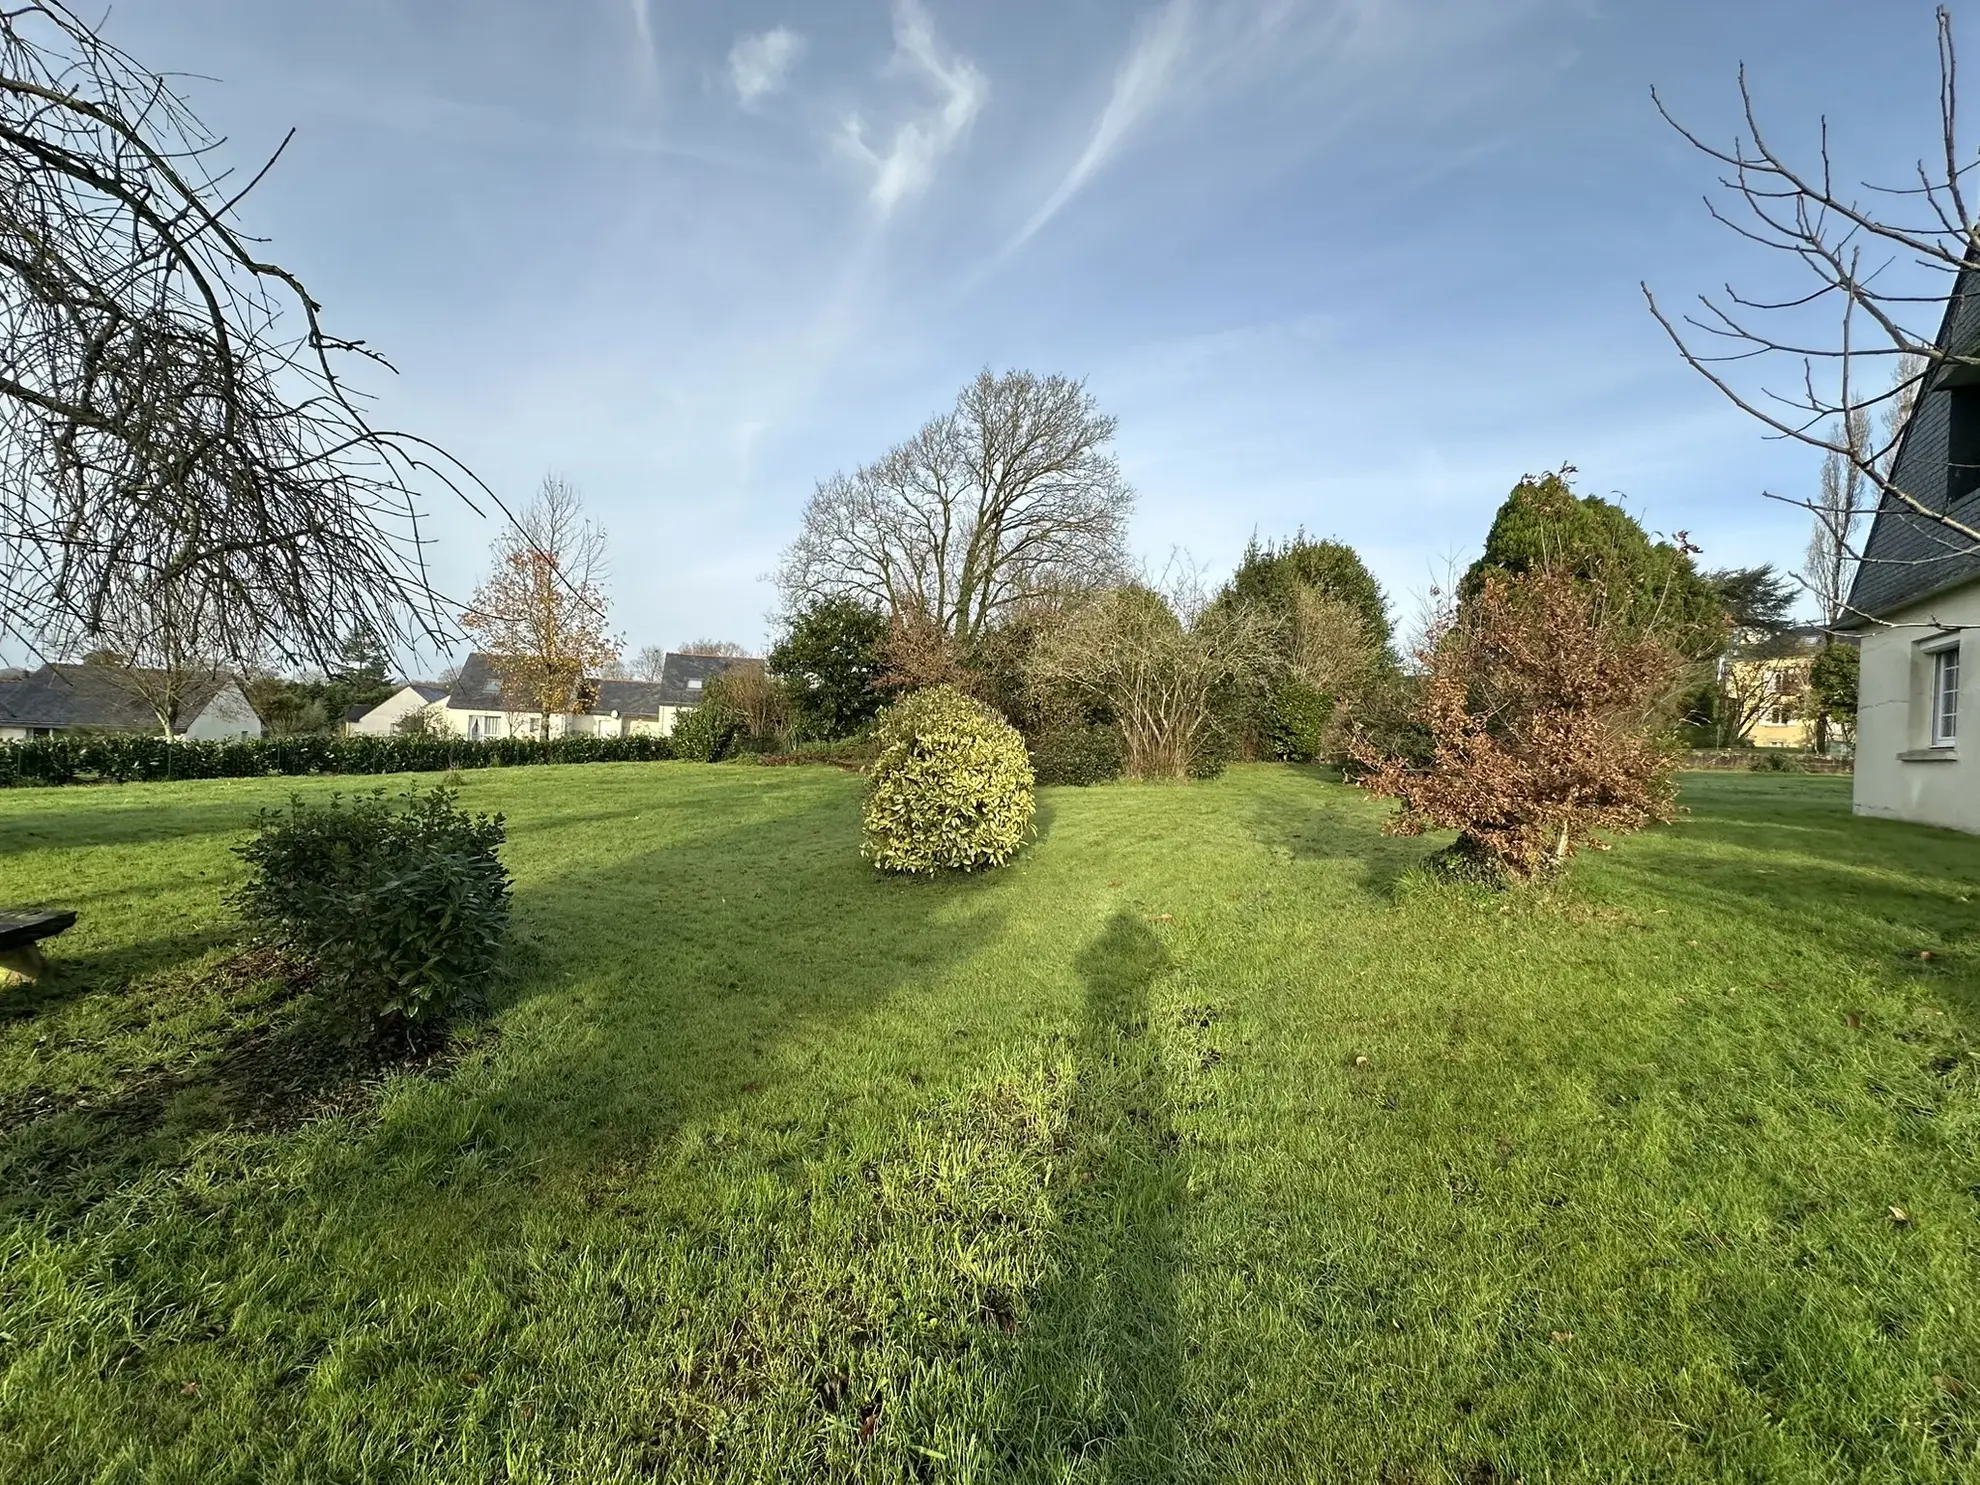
1769,704,1793,727
1951,387,1980,503
1932,644,1961,746
687,677,703,692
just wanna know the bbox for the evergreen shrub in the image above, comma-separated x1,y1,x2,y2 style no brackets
862,686,1035,873
233,787,510,1027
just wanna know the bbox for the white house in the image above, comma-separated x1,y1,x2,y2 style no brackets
0,663,263,741
428,652,753,740
346,682,449,736
1841,270,1980,834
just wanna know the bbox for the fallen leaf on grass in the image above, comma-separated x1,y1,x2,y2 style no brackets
1550,1331,1573,1344
180,1381,199,1397
1845,1012,1863,1030
1151,913,1173,923
1936,1373,1969,1398
1920,950,1937,961
1352,1055,1369,1067
1889,1206,1911,1225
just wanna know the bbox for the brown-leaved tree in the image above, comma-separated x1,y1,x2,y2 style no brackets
1353,568,1683,880
460,477,618,738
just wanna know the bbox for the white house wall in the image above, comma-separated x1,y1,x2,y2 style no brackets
184,685,264,741
1853,582,1980,834
349,687,436,736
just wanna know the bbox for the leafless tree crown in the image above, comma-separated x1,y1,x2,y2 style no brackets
0,2,481,667
1646,7,1980,610
778,369,1134,643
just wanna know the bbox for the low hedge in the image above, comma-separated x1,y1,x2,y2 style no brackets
0,730,676,787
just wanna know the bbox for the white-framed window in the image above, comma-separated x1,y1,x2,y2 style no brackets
1932,643,1961,747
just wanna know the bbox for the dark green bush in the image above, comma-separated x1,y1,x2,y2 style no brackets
862,686,1035,873
1750,749,1805,773
0,729,674,788
1259,680,1335,762
669,703,745,763
1028,721,1124,786
232,787,511,1027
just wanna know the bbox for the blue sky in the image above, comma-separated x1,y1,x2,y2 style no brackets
108,0,1964,667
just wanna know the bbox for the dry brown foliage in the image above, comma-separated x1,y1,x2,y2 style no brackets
460,477,618,732
1351,567,1683,879
878,605,975,696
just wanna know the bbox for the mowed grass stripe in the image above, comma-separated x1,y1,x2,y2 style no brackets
1,764,1976,1482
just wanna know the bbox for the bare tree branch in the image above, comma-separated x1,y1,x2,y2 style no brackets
0,1,491,669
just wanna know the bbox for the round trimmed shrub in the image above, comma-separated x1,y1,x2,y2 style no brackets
862,686,1035,873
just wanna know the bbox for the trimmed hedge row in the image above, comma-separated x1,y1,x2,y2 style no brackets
0,730,677,787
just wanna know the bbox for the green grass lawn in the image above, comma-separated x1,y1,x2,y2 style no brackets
2,763,1978,1483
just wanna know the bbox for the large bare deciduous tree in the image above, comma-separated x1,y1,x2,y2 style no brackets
460,477,618,737
1645,7,1980,620
778,370,1133,643
0,2,480,667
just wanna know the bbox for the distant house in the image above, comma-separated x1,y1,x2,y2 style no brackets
0,664,262,742
1841,268,1980,833
424,651,754,740
1719,627,1828,750
346,682,449,736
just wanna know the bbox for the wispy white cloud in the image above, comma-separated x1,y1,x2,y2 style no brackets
1010,0,1196,251
839,0,988,216
628,0,657,82
729,26,806,108
1008,0,1559,253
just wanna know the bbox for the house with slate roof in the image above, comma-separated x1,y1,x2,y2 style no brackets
422,651,753,740
346,682,449,736
1842,267,1980,833
0,663,262,741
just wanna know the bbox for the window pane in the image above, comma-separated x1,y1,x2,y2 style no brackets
1935,648,1960,744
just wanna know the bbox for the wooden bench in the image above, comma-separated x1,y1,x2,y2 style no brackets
0,910,77,981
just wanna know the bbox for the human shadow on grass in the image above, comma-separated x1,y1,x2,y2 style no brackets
996,911,1187,1481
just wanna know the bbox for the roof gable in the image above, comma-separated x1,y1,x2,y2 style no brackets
0,663,235,732
1846,267,1980,620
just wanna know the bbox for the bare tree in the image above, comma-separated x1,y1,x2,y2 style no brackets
678,638,750,657
58,575,239,736
1647,8,1980,620
629,644,669,679
779,370,1134,644
1030,571,1280,780
460,477,619,738
0,3,484,669
1803,406,1870,628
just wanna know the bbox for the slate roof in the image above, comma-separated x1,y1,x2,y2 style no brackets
0,663,238,732
442,652,758,718
656,652,752,707
1844,268,1980,623
406,682,448,704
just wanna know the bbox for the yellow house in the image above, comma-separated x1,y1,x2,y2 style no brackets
1719,628,1823,749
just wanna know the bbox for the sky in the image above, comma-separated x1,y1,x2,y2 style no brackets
96,0,1973,670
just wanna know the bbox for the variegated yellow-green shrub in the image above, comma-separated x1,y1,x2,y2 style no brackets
861,685,1035,873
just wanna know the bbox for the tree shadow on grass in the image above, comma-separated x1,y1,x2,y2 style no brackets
1605,799,1980,1032
1244,766,1434,900
997,911,1187,1482
2,772,1008,1228
310,779,1015,1205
